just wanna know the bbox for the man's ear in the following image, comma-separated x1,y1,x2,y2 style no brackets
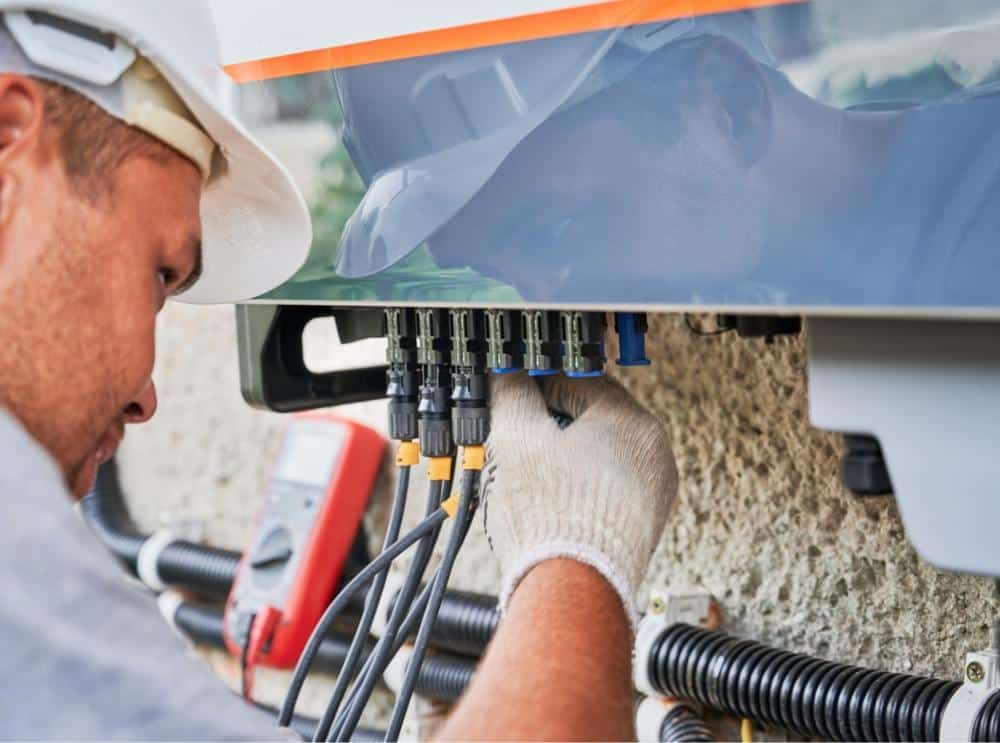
0,75,45,227
692,38,773,167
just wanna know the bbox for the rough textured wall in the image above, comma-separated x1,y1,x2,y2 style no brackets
117,304,997,735
621,317,995,679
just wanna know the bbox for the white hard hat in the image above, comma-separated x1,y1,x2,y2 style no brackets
0,0,311,304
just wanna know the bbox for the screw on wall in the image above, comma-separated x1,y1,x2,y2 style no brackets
968,661,986,684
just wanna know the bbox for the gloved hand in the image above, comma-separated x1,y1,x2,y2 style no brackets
481,373,678,629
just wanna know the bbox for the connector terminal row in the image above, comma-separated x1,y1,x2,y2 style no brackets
383,308,652,447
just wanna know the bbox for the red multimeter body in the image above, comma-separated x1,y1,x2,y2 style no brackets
224,411,384,669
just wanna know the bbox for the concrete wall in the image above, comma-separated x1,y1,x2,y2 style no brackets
118,303,997,734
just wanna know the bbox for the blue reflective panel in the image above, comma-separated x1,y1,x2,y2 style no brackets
251,0,1000,315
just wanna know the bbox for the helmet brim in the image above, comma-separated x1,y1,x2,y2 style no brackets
163,66,312,304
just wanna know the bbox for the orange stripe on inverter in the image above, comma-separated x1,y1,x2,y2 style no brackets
224,0,803,82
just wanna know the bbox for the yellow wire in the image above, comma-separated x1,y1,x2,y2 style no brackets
741,718,753,743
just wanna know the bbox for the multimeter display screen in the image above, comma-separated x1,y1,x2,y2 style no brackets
276,428,344,488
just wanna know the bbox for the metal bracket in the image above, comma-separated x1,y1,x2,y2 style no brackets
941,650,1000,741
236,304,388,412
633,588,718,697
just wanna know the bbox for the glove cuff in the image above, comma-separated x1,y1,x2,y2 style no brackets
498,540,639,633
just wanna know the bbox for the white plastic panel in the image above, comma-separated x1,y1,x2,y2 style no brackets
808,317,1000,576
211,0,609,65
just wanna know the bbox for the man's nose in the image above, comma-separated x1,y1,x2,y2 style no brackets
123,380,158,424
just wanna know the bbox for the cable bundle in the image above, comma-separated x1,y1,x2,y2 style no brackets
278,444,484,742
81,458,241,600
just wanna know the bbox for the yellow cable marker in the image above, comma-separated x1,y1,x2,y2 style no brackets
741,718,753,743
396,441,420,467
428,456,453,482
462,445,486,471
440,492,461,519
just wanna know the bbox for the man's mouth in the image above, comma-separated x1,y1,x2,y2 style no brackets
95,428,123,465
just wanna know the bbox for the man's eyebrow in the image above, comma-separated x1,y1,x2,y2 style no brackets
174,235,203,295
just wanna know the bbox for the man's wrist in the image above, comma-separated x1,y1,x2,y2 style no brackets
502,543,638,632
442,555,636,741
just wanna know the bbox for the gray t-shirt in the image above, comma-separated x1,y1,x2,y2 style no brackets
0,409,286,740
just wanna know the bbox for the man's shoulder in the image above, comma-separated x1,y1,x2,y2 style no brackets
0,408,286,740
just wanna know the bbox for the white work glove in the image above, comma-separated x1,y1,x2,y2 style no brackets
481,373,678,630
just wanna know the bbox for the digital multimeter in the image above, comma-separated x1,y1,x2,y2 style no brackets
224,411,385,670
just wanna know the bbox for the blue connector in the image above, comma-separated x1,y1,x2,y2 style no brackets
615,313,651,366
528,369,560,377
491,367,521,375
565,369,605,379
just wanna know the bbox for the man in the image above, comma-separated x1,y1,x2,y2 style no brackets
0,2,677,740
0,1,316,738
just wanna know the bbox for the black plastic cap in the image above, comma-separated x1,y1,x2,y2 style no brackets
716,314,802,341
842,434,893,496
453,407,490,446
420,418,454,458
388,401,419,442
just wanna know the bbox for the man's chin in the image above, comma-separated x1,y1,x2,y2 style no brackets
68,454,99,501
67,424,123,499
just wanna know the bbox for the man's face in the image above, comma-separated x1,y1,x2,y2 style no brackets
0,87,202,497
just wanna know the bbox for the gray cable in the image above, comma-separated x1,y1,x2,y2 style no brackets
278,506,447,727
312,466,412,741
331,479,447,741
323,579,435,738
385,469,478,740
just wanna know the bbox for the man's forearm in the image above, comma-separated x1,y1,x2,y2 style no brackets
436,558,634,741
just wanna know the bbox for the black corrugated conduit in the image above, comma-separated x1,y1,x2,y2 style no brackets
647,624,960,742
972,690,1000,742
154,541,242,600
426,587,499,657
971,622,1000,742
385,584,499,660
173,601,231,648
80,459,241,600
174,600,368,674
82,460,502,656
172,601,475,704
411,648,476,702
79,458,147,565
659,704,714,743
